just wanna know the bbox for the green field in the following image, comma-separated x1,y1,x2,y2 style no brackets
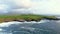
0,14,56,23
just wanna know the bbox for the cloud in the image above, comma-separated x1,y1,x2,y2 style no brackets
13,0,32,8
27,0,60,15
11,0,60,15
8,8,33,14
0,0,60,15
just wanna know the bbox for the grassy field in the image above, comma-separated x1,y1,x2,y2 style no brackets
0,14,56,23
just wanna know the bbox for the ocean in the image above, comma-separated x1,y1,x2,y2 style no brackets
0,19,59,34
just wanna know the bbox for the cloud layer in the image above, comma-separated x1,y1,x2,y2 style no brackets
11,0,60,15
0,0,60,15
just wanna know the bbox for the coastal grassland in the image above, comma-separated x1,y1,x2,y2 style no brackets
0,14,56,23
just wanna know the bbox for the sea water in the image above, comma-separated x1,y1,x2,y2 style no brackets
0,19,59,34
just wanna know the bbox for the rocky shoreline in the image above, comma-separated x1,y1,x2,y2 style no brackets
0,15,58,23
4,18,60,22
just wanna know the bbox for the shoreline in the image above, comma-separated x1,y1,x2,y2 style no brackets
1,18,60,23
0,14,56,23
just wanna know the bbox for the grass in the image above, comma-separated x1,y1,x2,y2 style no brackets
0,14,56,23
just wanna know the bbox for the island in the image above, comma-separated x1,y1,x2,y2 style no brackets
0,14,58,23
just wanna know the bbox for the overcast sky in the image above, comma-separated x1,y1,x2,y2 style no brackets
0,0,60,15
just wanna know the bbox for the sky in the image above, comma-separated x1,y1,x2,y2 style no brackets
0,0,60,15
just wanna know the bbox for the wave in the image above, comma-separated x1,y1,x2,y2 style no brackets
0,19,59,34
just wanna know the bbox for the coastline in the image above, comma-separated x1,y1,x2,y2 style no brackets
0,14,56,23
